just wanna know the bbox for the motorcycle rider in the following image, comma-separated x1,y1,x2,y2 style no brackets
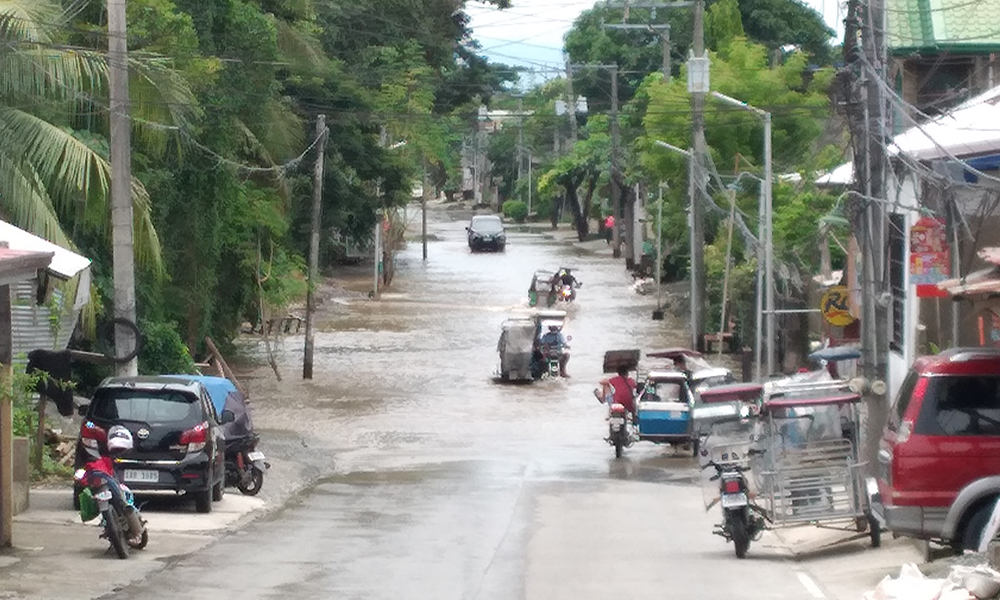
600,367,637,417
538,322,570,377
556,268,579,300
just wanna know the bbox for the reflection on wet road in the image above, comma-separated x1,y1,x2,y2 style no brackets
107,211,819,600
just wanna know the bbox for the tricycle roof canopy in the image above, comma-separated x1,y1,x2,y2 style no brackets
645,370,690,382
698,382,764,403
646,348,703,360
603,349,640,373
763,393,862,411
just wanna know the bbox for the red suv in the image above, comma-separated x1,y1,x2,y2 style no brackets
869,347,1000,550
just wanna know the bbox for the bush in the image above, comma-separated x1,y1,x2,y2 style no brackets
138,319,195,375
502,200,528,223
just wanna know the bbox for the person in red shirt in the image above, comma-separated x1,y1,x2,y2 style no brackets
598,367,637,416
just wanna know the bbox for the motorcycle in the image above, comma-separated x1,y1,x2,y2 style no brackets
542,345,563,378
75,458,148,559
704,453,765,558
608,403,634,458
557,284,575,303
225,433,270,496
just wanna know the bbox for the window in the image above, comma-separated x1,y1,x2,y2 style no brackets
888,370,919,431
889,213,906,352
915,376,1000,436
92,390,201,426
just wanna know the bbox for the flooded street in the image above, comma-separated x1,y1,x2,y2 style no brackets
103,210,885,600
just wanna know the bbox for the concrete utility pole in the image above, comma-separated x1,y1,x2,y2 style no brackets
688,0,708,351
842,0,889,470
303,115,328,380
421,162,429,261
108,0,138,376
516,96,525,183
610,65,622,259
566,62,578,144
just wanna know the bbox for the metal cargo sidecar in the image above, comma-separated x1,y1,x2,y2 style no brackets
496,317,536,381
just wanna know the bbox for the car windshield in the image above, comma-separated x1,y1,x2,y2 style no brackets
641,381,684,402
91,390,201,426
472,217,503,233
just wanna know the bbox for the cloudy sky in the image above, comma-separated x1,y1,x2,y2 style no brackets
466,0,844,79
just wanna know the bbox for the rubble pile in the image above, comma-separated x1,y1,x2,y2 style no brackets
865,563,1000,600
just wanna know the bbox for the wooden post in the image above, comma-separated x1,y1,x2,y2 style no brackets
303,115,328,380
204,337,248,399
0,284,12,547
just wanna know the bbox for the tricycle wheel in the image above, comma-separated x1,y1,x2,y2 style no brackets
691,439,700,457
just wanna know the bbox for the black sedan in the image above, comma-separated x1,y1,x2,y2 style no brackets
467,215,506,252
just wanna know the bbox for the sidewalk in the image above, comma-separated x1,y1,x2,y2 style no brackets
773,524,925,599
1,487,263,600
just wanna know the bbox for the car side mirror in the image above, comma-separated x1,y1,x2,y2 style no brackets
221,410,235,424
76,403,89,417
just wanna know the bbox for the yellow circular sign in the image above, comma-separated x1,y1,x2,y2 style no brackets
821,286,855,327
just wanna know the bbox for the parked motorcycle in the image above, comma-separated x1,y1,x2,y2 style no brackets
75,458,148,559
225,433,270,496
704,453,765,558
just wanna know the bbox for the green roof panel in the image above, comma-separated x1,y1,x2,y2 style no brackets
888,0,1000,52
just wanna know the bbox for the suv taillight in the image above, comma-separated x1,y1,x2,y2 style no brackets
80,421,106,451
179,421,209,453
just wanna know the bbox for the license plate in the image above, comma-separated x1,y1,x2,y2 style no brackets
247,451,266,461
123,469,159,483
610,417,624,426
721,492,748,508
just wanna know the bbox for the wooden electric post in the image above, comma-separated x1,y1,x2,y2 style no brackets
303,115,328,380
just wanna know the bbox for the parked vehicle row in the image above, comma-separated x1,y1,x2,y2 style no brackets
71,374,269,558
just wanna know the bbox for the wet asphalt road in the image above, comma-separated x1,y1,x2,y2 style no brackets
103,210,833,599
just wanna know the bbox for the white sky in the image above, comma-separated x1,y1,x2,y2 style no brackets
466,0,845,78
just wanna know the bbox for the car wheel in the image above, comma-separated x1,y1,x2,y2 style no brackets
194,487,213,513
962,502,999,551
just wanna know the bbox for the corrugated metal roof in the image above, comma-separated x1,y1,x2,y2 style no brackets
0,220,90,279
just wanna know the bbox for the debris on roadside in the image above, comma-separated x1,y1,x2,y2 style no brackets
864,563,1000,600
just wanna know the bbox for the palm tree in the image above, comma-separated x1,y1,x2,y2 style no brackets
0,0,197,269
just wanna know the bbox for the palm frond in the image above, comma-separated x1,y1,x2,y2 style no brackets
0,0,57,43
0,107,162,272
0,150,71,246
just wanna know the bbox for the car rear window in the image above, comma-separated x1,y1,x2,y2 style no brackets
91,390,202,426
914,375,1000,436
887,370,919,431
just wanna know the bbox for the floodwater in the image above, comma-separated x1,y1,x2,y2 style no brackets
107,209,827,600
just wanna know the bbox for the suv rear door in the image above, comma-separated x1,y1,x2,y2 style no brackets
898,374,1000,507
89,388,205,461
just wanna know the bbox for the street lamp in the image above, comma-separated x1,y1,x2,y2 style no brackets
654,140,698,347
710,91,774,377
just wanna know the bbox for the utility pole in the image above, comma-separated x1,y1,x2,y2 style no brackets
516,96,525,183
688,0,708,352
610,66,622,259
421,162,429,261
303,115,328,380
108,0,137,377
566,62,578,144
841,0,889,469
